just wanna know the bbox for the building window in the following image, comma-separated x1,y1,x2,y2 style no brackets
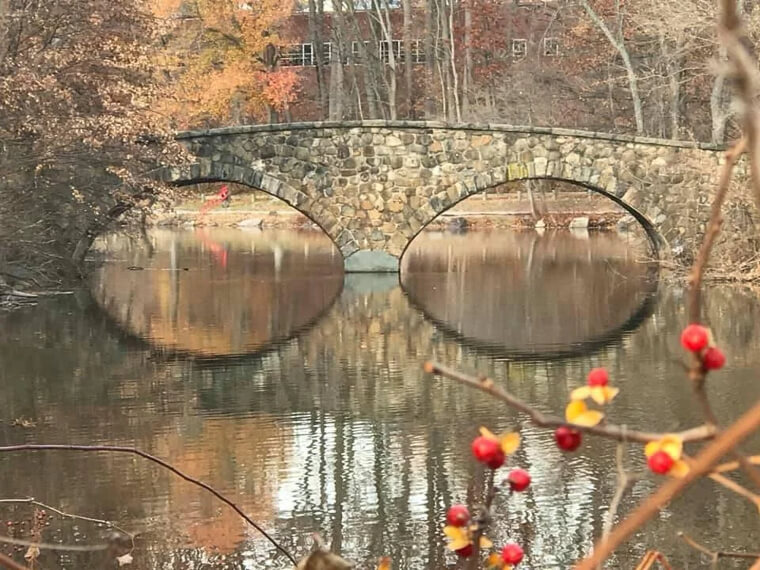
410,39,425,64
281,43,312,66
380,39,402,63
322,41,332,63
516,0,557,6
281,42,333,66
353,0,401,9
543,37,559,56
351,40,367,63
288,39,423,66
511,39,527,58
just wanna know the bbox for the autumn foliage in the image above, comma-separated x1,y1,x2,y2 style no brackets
0,0,180,284
151,0,300,127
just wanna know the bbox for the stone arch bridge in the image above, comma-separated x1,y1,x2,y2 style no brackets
161,121,726,271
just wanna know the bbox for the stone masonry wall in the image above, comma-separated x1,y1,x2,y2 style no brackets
162,121,731,271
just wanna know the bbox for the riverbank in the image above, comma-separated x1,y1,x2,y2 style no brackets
150,192,628,231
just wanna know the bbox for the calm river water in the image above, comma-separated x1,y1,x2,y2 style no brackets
0,227,759,569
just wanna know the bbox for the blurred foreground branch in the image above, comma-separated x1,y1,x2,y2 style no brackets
573,398,760,570
678,532,760,563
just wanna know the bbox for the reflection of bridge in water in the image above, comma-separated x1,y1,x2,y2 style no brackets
401,231,658,359
92,229,344,358
92,228,657,365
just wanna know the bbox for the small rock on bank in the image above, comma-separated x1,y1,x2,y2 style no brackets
569,216,590,229
237,218,263,228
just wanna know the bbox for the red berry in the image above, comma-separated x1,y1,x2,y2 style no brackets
501,543,524,565
472,436,502,467
455,544,473,558
702,347,725,370
554,426,582,452
587,367,609,387
648,450,675,474
680,324,709,352
486,448,506,469
446,505,470,527
507,469,531,492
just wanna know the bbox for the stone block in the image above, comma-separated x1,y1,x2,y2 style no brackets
534,157,548,177
344,250,399,273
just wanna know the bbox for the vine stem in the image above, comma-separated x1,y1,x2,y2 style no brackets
424,361,716,443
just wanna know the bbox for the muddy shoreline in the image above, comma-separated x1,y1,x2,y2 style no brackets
148,208,627,231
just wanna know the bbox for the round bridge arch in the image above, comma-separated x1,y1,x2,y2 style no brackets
159,160,351,259
398,175,665,265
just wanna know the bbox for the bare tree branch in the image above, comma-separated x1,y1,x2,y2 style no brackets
0,444,296,565
423,361,717,443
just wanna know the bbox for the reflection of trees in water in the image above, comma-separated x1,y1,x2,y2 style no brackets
402,231,655,353
91,229,343,356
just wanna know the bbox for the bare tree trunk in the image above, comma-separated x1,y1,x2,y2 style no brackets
373,0,397,120
424,0,437,117
402,0,413,118
447,0,461,122
462,0,472,118
308,0,329,119
344,1,381,118
580,0,644,134
668,54,681,139
330,1,349,120
711,47,729,143
435,0,454,121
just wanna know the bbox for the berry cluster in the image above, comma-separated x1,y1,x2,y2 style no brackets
445,504,525,565
441,324,726,565
680,324,725,370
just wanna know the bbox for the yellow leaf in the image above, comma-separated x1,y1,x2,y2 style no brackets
660,435,683,460
566,400,587,422
377,556,391,570
644,441,660,458
571,386,592,401
444,525,472,550
590,386,619,405
443,526,468,542
480,426,498,441
669,459,690,478
479,535,493,548
446,538,471,551
500,432,520,454
573,410,605,427
566,400,604,426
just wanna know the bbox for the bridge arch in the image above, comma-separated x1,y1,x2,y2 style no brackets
170,122,727,272
398,174,664,264
159,159,350,255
